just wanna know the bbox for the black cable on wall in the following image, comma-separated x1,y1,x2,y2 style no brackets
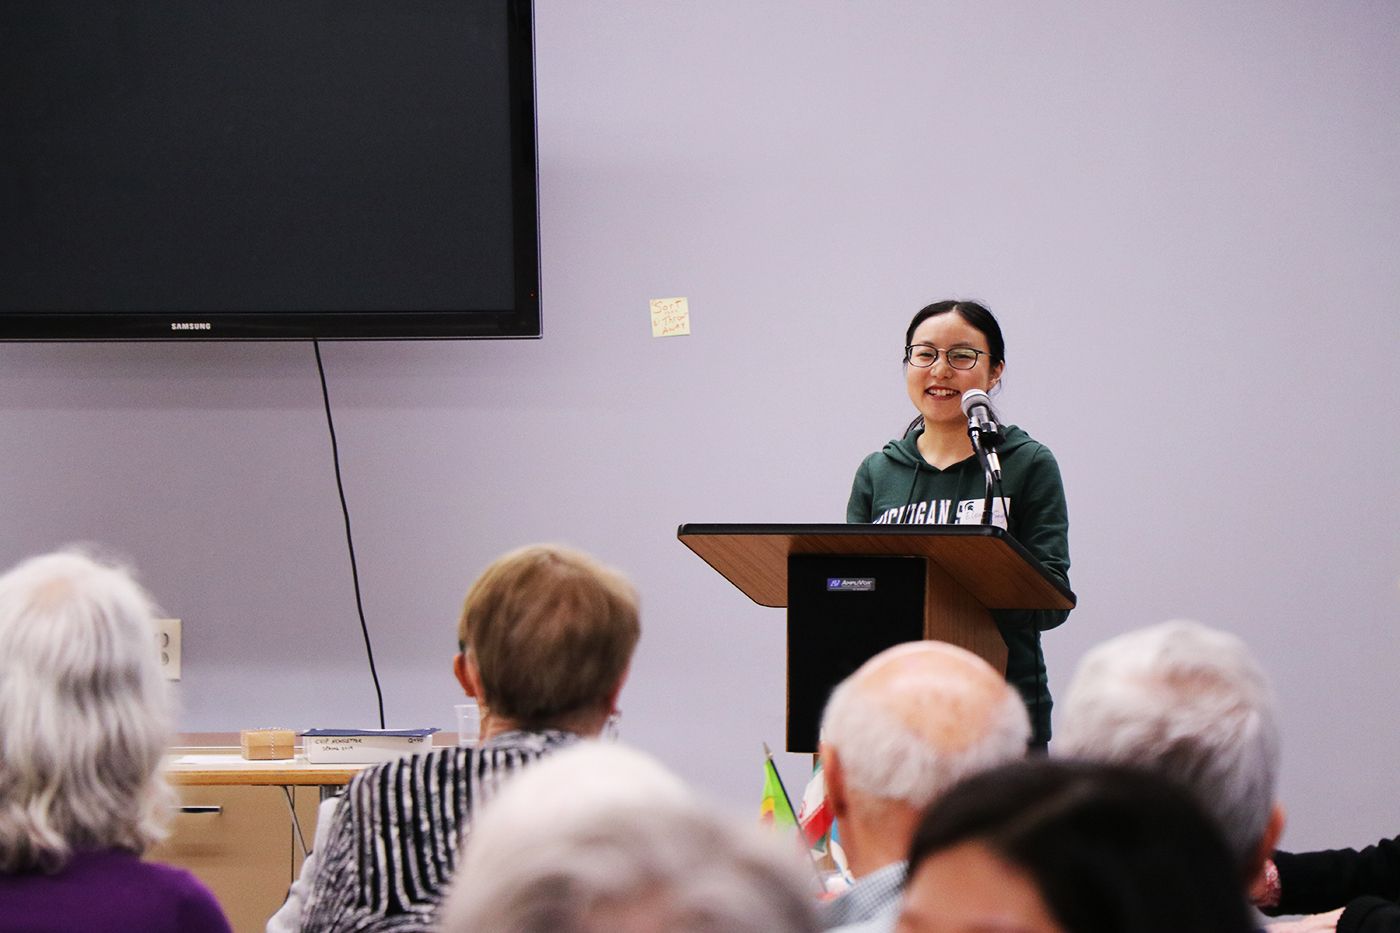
312,339,386,729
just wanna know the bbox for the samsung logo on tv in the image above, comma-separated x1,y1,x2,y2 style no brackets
826,577,876,592
170,322,212,331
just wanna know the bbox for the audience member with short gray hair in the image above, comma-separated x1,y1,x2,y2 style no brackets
439,742,819,933
818,641,1031,930
1057,618,1285,887
0,549,232,932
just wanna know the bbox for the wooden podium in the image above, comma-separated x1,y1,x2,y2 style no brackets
678,523,1075,752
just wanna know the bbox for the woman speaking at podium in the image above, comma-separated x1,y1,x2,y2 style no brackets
847,299,1070,748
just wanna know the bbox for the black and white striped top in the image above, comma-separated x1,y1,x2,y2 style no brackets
299,729,578,933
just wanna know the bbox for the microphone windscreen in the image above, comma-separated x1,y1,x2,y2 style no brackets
960,388,996,418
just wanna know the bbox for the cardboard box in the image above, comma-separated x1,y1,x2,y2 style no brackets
240,728,296,761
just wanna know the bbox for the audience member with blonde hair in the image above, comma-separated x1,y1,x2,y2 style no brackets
440,742,819,933
293,543,641,933
0,550,232,932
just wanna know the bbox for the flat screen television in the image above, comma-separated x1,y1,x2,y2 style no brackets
0,0,540,340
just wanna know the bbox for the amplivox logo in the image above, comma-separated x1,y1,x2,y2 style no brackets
170,322,212,331
827,577,876,592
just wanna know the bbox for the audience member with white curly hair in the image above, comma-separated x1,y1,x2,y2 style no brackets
439,742,820,933
0,549,232,932
1057,619,1285,895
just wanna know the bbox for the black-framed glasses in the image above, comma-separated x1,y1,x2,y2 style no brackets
904,344,988,370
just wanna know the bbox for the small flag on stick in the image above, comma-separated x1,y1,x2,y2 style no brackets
796,759,835,848
759,742,798,830
760,743,844,894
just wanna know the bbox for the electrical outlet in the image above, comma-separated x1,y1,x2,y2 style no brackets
156,618,181,681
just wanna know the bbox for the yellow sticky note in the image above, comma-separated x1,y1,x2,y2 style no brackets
649,297,691,337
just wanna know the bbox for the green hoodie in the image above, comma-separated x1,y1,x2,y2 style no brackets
846,425,1071,744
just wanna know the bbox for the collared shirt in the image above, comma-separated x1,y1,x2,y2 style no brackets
820,860,907,930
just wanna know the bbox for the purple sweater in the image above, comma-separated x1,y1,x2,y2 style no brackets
0,849,231,933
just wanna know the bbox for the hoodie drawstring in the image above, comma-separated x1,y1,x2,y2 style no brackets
902,458,923,511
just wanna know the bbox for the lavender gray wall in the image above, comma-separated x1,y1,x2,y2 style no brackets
2,1,1397,852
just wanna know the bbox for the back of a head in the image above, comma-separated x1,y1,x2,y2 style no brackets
820,642,1030,809
904,758,1256,933
441,743,818,933
0,550,173,873
1057,619,1280,870
459,544,640,726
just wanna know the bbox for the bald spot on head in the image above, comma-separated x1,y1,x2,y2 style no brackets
848,642,1011,756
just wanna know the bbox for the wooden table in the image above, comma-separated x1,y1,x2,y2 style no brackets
156,732,457,932
164,731,462,786
166,749,363,787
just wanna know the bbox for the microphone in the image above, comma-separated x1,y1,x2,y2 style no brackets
960,388,1001,438
960,389,1003,482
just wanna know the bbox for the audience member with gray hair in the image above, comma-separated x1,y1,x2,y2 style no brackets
818,641,1031,930
0,550,232,932
439,742,819,933
1057,618,1285,889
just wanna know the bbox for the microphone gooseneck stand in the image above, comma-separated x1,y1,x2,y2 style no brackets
968,421,1005,526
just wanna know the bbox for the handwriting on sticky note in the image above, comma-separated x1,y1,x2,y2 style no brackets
649,297,691,337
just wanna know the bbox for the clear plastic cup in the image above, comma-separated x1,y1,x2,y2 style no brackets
455,700,481,747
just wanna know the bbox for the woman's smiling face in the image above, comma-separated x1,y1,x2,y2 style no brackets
904,311,1004,430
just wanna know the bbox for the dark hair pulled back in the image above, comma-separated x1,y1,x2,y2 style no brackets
902,299,1006,438
905,299,1005,366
